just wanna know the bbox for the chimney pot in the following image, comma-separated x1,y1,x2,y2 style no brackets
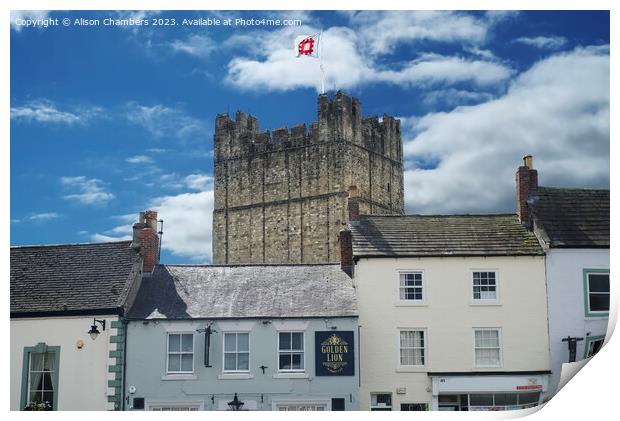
523,154,533,169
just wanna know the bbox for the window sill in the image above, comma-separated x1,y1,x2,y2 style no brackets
161,374,197,381
394,302,428,307
218,373,254,380
395,366,426,373
273,372,309,379
469,301,502,306
585,312,609,318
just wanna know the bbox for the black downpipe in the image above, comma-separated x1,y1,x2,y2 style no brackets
121,318,128,410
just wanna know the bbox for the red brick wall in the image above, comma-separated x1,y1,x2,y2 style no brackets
516,162,538,224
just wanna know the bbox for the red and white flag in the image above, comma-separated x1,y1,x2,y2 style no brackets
295,34,320,58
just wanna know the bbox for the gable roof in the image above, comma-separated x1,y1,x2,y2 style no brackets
11,241,141,317
127,264,357,320
350,214,544,258
529,187,609,248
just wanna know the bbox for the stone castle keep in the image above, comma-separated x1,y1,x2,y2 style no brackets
212,91,404,264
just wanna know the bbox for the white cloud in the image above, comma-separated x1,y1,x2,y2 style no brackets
125,102,206,139
10,99,102,125
11,11,50,32
171,35,216,58
403,46,609,214
514,36,568,50
184,174,213,191
91,233,132,243
126,155,154,164
148,190,214,262
60,176,115,205
374,54,513,88
422,89,495,107
28,212,61,221
226,26,513,92
94,180,214,260
350,11,490,55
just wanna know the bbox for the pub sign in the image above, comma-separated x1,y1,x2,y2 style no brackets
315,331,355,376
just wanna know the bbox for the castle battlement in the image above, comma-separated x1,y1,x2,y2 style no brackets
212,92,405,265
214,91,402,162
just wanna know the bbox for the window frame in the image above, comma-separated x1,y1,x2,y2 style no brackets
470,269,500,304
370,393,393,411
473,328,503,368
397,328,427,369
20,343,60,411
583,269,610,317
277,331,305,373
222,332,250,373
400,403,428,411
166,332,195,375
583,335,605,359
396,270,426,305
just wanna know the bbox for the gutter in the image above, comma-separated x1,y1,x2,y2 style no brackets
11,307,122,319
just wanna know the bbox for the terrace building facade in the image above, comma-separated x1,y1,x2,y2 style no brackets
342,212,551,411
516,157,610,397
124,264,359,411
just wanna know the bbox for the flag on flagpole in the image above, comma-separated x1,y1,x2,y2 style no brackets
294,34,320,58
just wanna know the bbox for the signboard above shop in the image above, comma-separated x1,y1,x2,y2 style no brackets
315,331,355,376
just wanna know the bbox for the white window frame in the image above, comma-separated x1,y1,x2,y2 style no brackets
397,328,427,369
370,393,393,411
26,351,57,409
396,270,426,305
584,270,610,316
222,332,250,373
473,328,503,368
470,269,500,304
277,331,305,373
585,336,605,358
166,332,195,374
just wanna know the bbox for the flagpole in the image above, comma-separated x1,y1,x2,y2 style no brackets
319,31,325,94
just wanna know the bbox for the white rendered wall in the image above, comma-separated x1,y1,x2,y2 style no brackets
10,315,119,411
354,255,549,410
546,248,610,398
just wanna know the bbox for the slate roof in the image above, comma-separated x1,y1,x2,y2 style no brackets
529,187,609,248
350,214,543,258
11,241,141,316
127,264,357,320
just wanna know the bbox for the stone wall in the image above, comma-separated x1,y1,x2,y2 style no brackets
213,91,404,264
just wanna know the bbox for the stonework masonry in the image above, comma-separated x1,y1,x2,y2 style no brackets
212,91,405,264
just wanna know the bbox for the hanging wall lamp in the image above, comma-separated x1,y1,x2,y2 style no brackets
88,318,106,340
228,393,244,411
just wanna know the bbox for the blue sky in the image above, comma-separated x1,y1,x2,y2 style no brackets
10,10,610,263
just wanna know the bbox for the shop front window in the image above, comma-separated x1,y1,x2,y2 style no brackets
437,393,540,411
370,393,392,411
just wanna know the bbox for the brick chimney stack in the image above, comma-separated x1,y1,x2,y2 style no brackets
131,210,160,273
516,155,538,226
348,185,360,223
339,228,353,278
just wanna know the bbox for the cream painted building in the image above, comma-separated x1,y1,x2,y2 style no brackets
10,315,124,410
343,213,551,411
10,211,159,410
